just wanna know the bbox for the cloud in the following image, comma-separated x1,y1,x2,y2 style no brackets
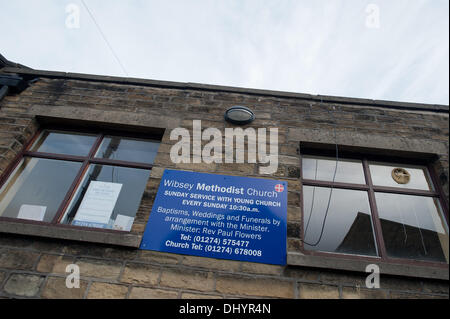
0,0,448,104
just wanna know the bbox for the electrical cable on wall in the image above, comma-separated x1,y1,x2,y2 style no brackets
81,0,129,77
412,202,428,256
303,100,339,247
303,156,318,240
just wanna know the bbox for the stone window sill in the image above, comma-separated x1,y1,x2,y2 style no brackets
287,252,449,281
0,219,142,248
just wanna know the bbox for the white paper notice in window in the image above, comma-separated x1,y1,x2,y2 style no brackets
113,214,134,231
18,204,46,221
72,181,122,229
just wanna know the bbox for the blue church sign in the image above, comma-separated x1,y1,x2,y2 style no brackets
140,169,287,265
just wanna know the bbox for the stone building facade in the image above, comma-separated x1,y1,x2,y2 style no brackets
0,58,448,299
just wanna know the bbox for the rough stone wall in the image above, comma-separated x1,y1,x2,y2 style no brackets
0,77,448,299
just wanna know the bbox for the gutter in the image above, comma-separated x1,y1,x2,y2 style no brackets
0,85,9,101
0,73,30,102
2,66,448,114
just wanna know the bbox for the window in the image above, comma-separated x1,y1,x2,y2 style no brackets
0,129,160,234
301,154,449,265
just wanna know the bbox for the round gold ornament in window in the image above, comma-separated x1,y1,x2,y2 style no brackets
391,168,411,184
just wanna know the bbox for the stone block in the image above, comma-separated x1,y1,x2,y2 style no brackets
4,274,44,297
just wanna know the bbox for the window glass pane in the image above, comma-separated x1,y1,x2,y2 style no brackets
303,186,378,257
0,158,82,223
369,162,433,191
95,136,159,164
60,164,150,231
376,193,449,263
302,156,366,184
30,130,97,156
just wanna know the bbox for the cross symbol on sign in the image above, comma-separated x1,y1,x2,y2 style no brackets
274,184,284,192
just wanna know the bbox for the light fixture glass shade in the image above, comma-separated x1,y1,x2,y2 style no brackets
224,106,255,125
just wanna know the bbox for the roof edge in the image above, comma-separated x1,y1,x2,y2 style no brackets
1,66,448,114
0,54,32,70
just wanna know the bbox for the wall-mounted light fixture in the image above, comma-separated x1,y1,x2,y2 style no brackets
224,106,255,125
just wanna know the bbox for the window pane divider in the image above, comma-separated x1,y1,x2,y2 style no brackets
51,133,103,225
23,151,87,162
372,186,438,197
89,158,153,170
427,163,449,223
303,180,438,197
302,179,369,191
51,160,90,224
363,158,388,260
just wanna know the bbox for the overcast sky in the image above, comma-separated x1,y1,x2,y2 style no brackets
0,0,448,105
